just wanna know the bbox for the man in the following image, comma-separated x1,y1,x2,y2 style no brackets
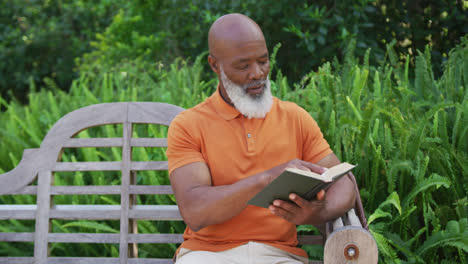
166,13,355,263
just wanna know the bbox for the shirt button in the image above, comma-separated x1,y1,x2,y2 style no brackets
247,133,251,138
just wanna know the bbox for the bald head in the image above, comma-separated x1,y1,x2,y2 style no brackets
208,13,266,59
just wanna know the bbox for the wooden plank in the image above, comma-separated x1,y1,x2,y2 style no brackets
50,186,121,195
128,102,184,126
131,138,167,148
0,148,54,195
0,232,34,242
130,171,138,258
41,233,183,244
40,103,127,149
50,205,121,220
120,120,132,264
130,205,182,220
347,208,362,227
128,260,173,264
34,171,52,264
129,185,173,195
54,162,122,172
131,161,168,171
7,186,37,195
0,205,182,220
128,234,183,244
0,257,34,264
63,138,123,148
48,233,119,243
0,185,174,196
0,205,36,219
332,217,344,231
39,257,174,264
297,235,323,245
47,258,119,264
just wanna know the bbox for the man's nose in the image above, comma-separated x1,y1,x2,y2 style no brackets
248,63,264,80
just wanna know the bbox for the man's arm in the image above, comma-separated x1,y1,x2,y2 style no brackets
170,159,327,232
269,153,356,226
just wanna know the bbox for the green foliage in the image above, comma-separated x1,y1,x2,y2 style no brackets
1,38,467,261
78,0,468,85
280,37,468,262
3,1,467,103
0,0,121,101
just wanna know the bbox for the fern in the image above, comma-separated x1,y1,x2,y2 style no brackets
61,221,119,233
370,230,401,264
402,174,451,209
415,218,468,257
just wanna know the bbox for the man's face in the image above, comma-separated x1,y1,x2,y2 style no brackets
220,65,273,119
219,39,270,97
215,38,273,118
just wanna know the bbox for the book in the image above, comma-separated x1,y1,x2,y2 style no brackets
247,162,356,208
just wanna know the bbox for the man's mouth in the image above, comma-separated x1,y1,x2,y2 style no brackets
246,83,265,95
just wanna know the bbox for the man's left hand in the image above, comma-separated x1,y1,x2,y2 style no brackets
269,190,327,226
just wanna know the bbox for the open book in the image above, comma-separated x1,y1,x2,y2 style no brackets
247,162,356,208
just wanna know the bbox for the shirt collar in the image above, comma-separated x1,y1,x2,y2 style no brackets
211,84,242,120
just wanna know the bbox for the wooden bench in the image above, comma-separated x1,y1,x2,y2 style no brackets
0,102,378,264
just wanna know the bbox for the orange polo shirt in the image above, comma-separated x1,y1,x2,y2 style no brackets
166,88,332,258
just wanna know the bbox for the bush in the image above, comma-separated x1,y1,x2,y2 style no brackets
79,0,468,84
1,39,467,262
0,0,121,102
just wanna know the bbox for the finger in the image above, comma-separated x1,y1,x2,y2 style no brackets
301,161,327,174
269,204,294,222
272,199,300,214
286,163,310,172
316,190,326,201
289,193,309,208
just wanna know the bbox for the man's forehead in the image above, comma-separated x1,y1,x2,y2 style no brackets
209,14,266,58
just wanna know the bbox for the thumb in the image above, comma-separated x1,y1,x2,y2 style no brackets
316,190,326,201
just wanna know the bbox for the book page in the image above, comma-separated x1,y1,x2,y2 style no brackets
321,162,356,181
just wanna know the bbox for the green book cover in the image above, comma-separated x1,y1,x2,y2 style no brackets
247,162,356,208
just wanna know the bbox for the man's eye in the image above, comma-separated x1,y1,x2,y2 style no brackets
239,64,249,69
259,60,268,65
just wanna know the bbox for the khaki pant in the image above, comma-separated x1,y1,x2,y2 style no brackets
176,241,309,264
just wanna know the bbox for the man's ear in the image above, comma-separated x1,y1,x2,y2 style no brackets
208,55,219,74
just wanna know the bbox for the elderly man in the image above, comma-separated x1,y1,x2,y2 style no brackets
166,13,355,263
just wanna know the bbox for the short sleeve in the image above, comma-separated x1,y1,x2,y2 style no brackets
166,113,206,175
297,107,333,163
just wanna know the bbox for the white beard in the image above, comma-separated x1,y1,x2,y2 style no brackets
219,67,273,119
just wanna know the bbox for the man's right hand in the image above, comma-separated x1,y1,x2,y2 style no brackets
262,159,328,185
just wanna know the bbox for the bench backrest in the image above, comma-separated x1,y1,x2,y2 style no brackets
0,102,326,264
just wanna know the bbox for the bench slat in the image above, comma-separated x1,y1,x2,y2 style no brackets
0,232,34,242
0,205,36,220
131,138,167,147
51,186,120,195
0,232,322,247
3,258,176,264
131,161,168,171
0,232,184,244
129,185,173,195
53,161,168,172
54,162,122,171
130,205,182,220
0,257,33,264
3,185,174,196
50,185,174,195
63,138,123,148
0,205,182,220
6,186,37,195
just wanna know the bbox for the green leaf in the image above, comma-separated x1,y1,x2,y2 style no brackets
61,221,119,233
